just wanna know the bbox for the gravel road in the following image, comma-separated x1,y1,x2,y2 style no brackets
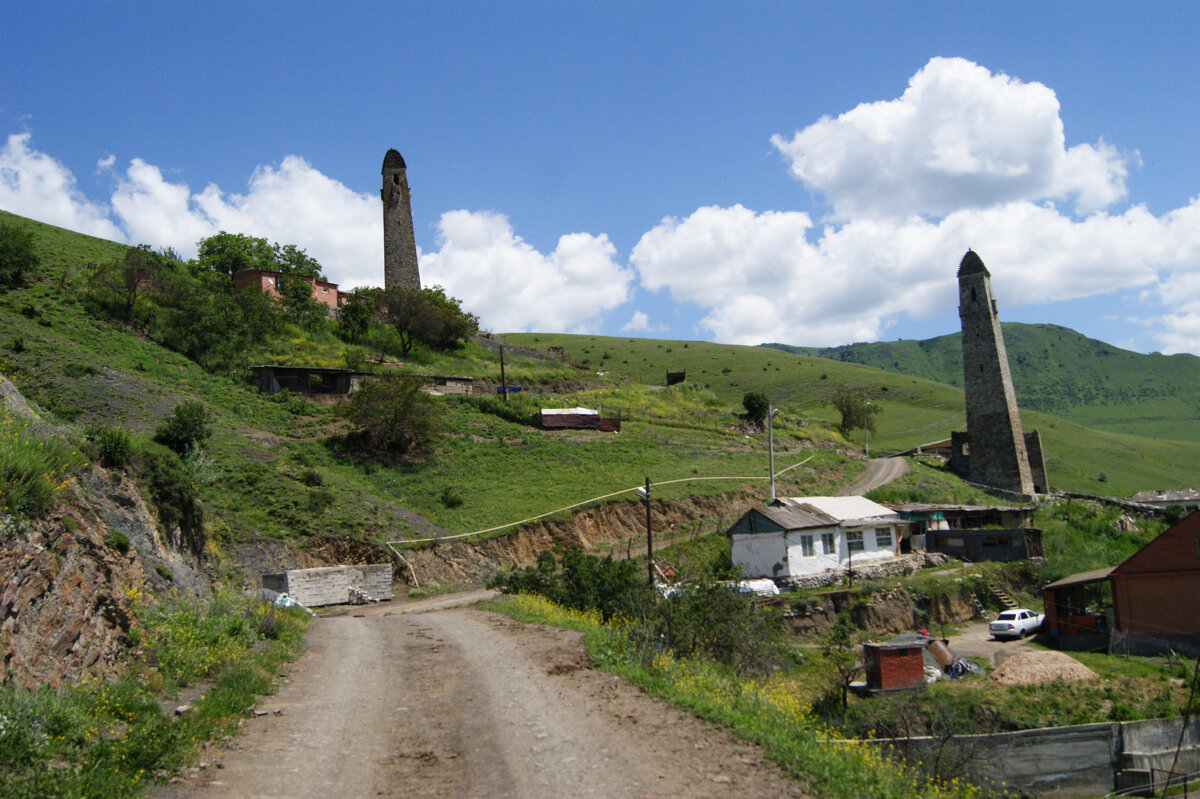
153,606,810,799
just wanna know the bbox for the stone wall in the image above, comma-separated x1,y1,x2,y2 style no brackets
262,564,392,607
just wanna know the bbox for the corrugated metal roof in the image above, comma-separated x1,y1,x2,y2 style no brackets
1043,567,1115,590
779,496,898,523
541,407,599,415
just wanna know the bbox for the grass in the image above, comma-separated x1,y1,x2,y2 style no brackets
0,590,308,798
0,408,85,520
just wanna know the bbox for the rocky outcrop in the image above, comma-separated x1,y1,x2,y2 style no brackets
1,466,209,688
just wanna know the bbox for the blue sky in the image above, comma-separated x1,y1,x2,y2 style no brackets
3,2,1200,354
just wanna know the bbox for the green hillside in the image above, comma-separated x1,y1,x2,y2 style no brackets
3,206,1197,573
764,323,1200,442
503,331,1200,496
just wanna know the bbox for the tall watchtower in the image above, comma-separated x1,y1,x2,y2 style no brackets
381,148,421,290
957,250,1036,494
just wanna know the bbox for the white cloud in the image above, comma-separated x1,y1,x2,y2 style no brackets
620,310,662,333
0,133,123,239
420,210,633,333
770,57,1129,220
631,200,1189,348
110,155,381,288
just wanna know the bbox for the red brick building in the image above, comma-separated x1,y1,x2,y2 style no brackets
232,269,346,310
1109,510,1200,655
862,640,926,691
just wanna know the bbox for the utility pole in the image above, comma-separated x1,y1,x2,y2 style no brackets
863,397,870,458
767,403,777,502
499,345,508,403
641,477,653,586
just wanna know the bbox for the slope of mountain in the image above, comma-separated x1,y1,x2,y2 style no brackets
764,324,1200,442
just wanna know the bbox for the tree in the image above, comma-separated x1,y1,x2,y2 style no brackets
195,232,326,280
195,231,275,277
154,401,213,455
86,244,162,324
832,389,882,437
335,373,442,459
742,391,770,426
276,272,327,327
0,221,39,289
381,286,478,356
819,614,862,714
336,287,382,344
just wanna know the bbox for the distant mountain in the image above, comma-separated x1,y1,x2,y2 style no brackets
764,324,1200,442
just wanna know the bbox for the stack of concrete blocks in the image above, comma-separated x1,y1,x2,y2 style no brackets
261,564,392,607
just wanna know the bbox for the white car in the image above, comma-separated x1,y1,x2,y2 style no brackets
988,608,1044,639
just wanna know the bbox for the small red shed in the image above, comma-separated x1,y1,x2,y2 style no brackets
862,640,927,691
1109,510,1200,655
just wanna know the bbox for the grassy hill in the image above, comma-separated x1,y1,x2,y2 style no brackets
764,324,1200,443
502,331,1200,496
3,207,1197,574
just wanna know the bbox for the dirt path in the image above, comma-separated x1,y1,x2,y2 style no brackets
945,620,1038,667
834,456,909,496
153,608,809,799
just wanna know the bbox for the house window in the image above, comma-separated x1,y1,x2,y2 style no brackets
847,531,864,553
875,527,892,549
799,535,814,557
822,532,836,555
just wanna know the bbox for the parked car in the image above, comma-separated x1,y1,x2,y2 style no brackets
988,608,1045,639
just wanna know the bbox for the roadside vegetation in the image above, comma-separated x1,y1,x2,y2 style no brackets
0,592,308,798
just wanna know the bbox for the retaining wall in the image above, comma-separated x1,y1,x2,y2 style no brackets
869,716,1200,797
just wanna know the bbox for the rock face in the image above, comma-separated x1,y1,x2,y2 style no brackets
785,585,979,637
0,466,209,689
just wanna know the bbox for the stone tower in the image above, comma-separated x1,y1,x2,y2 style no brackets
381,148,421,290
956,250,1038,494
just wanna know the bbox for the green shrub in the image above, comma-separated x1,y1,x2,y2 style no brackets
103,528,130,553
135,442,204,554
153,401,212,456
89,426,134,469
466,392,542,426
439,486,464,508
154,563,173,582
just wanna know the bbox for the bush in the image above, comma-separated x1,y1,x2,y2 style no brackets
490,547,653,623
135,443,204,554
467,393,541,427
439,486,463,508
334,373,442,460
90,426,134,469
154,401,212,456
648,583,784,675
103,528,130,553
742,391,769,425
0,222,39,290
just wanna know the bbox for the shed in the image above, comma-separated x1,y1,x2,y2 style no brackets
1109,510,1200,655
924,528,1043,562
863,640,927,691
1042,567,1114,651
540,407,621,432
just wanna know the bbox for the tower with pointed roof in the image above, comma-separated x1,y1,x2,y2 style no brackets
955,250,1044,494
381,148,420,290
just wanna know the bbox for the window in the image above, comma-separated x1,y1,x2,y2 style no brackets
822,532,836,555
799,535,814,557
875,527,892,549
847,530,864,553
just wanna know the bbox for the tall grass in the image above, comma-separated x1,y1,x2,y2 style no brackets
0,409,85,520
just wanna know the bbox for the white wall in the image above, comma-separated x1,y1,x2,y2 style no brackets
731,533,788,578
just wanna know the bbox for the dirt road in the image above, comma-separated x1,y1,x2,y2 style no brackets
834,456,909,496
154,606,808,799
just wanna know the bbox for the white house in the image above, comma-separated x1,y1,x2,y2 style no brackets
727,496,902,579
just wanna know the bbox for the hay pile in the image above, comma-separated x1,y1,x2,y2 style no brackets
989,650,1100,686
